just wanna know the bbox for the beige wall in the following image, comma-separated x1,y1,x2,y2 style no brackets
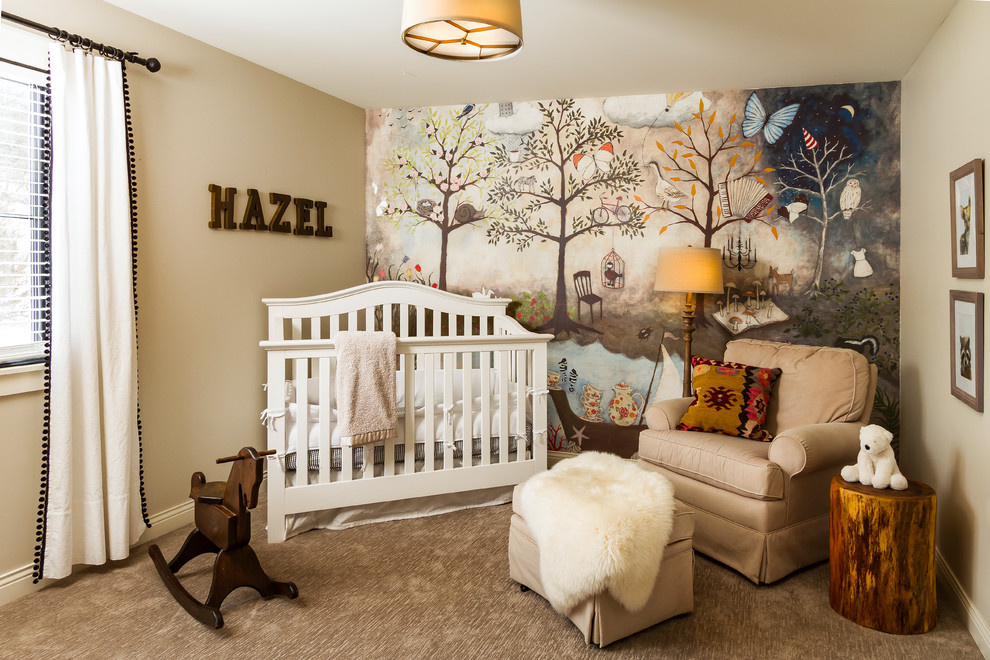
0,0,365,592
902,0,990,652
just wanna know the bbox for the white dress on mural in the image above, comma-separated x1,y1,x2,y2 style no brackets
850,248,874,278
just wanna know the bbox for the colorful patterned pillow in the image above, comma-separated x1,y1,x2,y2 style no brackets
676,356,781,441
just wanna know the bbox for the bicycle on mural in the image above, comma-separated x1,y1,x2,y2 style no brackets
591,195,632,224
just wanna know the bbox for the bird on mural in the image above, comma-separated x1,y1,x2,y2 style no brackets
638,327,654,340
456,104,475,120
647,161,688,209
416,199,438,218
839,179,862,219
777,193,809,223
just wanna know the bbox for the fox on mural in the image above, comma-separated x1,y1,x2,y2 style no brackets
366,82,901,455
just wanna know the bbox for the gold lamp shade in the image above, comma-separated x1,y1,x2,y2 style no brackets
401,0,523,61
654,247,725,397
654,247,725,294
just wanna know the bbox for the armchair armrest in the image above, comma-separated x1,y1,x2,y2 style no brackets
643,397,694,431
768,422,864,477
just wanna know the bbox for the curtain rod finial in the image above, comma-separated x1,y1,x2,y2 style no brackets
145,58,161,73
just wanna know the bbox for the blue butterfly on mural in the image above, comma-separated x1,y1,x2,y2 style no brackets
742,92,800,144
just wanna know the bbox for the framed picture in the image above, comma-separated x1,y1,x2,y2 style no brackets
949,159,985,278
949,290,984,411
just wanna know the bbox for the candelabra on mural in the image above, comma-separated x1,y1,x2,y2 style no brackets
723,235,757,271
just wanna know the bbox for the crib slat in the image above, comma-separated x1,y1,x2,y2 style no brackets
443,353,455,470
340,375,354,483
423,353,436,472
516,350,527,462
498,350,510,463
365,306,375,332
433,309,442,337
399,303,409,338
382,304,392,334
384,349,395,478
415,305,425,338
330,314,340,339
291,318,303,341
480,352,491,466
266,353,287,542
532,343,548,470
318,357,332,484
295,358,310,485
403,355,415,475
462,353,473,468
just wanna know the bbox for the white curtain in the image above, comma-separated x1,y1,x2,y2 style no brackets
44,45,144,579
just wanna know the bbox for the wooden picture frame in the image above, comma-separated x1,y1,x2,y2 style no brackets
949,290,984,411
949,159,985,278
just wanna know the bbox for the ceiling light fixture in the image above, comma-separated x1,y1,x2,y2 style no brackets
401,0,523,61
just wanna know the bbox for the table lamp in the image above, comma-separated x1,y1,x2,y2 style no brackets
654,247,725,397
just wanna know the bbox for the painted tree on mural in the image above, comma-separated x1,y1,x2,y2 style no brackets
775,138,868,293
378,105,496,290
486,98,644,337
638,98,778,321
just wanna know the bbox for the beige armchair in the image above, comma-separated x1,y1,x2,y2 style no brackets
637,339,878,584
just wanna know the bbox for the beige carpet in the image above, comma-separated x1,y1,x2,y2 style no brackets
0,499,983,659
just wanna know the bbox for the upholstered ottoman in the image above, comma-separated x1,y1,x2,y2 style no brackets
507,453,695,647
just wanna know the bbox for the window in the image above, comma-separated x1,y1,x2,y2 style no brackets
0,32,51,367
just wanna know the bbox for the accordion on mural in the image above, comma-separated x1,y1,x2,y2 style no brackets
717,177,773,221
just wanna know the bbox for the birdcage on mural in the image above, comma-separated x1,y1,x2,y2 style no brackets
601,248,624,289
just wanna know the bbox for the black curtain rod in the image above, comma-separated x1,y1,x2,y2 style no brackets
1,11,161,73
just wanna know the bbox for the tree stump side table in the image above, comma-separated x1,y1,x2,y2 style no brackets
829,474,937,634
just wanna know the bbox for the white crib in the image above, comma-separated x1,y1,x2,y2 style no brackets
261,281,552,542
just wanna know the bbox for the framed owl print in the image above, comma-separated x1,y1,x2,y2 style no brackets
949,159,985,279
949,290,984,412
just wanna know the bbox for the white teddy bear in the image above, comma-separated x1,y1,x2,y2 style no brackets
841,424,908,490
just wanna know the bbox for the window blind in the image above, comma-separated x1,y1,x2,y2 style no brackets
0,59,50,365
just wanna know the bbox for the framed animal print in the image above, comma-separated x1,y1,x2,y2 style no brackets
950,159,985,278
949,290,984,411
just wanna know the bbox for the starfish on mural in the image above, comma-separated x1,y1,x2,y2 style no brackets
570,425,589,447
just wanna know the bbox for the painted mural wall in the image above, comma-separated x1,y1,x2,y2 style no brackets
365,82,900,455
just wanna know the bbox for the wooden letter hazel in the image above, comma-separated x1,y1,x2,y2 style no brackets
208,184,332,237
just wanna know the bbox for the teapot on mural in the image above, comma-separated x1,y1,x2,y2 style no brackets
608,382,645,427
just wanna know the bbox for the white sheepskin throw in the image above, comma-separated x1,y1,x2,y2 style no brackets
517,451,675,614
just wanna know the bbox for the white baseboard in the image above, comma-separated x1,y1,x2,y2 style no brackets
0,564,50,607
937,548,990,657
0,500,194,608
140,499,195,544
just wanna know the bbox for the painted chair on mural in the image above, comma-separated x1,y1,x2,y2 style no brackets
149,446,298,628
637,339,878,584
573,270,603,323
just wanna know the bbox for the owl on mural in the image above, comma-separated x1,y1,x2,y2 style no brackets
840,179,862,219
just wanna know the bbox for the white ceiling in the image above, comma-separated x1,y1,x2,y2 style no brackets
103,0,959,109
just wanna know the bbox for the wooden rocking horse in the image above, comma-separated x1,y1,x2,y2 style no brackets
149,446,298,628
